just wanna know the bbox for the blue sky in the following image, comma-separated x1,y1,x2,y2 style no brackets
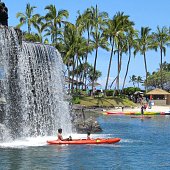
4,0,170,89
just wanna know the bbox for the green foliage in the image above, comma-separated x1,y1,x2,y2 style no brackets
87,64,102,82
16,4,170,93
123,87,141,95
22,32,41,42
105,90,114,96
16,3,37,33
72,96,80,104
162,61,170,72
78,96,136,107
147,70,170,89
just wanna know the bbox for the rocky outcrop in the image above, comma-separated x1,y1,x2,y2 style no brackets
0,2,8,26
71,105,102,133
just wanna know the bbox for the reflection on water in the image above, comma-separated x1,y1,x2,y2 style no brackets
0,115,170,169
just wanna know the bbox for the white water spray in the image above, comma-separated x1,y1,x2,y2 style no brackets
0,27,72,141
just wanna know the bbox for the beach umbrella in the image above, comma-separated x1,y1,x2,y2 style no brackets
134,91,143,95
87,82,101,87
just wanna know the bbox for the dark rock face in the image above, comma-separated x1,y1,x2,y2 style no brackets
0,2,8,26
75,116,102,133
71,105,102,133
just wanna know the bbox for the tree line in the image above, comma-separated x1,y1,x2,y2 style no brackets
16,3,170,95
129,62,170,91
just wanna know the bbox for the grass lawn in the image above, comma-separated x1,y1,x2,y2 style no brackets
78,96,136,108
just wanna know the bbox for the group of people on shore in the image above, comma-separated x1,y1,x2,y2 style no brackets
57,128,91,141
140,100,154,115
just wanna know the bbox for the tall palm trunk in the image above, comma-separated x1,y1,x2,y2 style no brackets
82,30,90,90
91,47,98,96
122,46,131,90
75,54,79,92
28,23,31,34
110,49,122,90
56,25,58,43
117,44,120,92
110,76,117,89
143,52,148,92
83,55,88,90
160,48,163,89
71,56,75,93
105,41,114,95
67,66,71,94
81,56,86,90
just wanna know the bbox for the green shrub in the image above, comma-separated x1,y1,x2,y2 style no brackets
72,96,80,104
123,87,141,95
105,90,114,96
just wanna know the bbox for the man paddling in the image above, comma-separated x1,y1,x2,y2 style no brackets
57,128,72,141
57,128,63,140
87,132,91,139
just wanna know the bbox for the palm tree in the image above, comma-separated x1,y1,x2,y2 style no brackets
76,9,94,90
16,3,37,33
103,15,121,93
90,5,109,96
117,34,129,93
62,22,89,93
115,13,134,92
129,75,137,87
87,65,102,84
136,76,143,88
60,22,75,93
105,12,134,93
151,26,169,89
135,27,152,91
44,4,69,46
31,14,47,43
122,28,138,90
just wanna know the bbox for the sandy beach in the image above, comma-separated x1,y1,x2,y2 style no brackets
107,105,170,113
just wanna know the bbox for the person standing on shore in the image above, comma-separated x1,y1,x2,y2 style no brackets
148,100,152,109
141,105,144,117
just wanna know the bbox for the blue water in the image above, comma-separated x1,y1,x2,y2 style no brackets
0,115,170,170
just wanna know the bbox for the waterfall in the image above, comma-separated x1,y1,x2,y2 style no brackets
0,27,72,140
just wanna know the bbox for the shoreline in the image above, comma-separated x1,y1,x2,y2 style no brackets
72,105,170,133
106,105,170,113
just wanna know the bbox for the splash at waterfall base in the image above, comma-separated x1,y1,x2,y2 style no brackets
0,26,72,141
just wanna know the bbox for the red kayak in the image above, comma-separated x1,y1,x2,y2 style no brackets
47,138,121,145
105,111,124,115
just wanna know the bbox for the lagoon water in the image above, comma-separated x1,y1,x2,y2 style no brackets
0,115,170,170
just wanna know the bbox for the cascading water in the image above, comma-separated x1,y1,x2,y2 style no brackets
0,27,72,141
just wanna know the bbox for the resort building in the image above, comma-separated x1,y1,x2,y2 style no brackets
146,88,170,105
